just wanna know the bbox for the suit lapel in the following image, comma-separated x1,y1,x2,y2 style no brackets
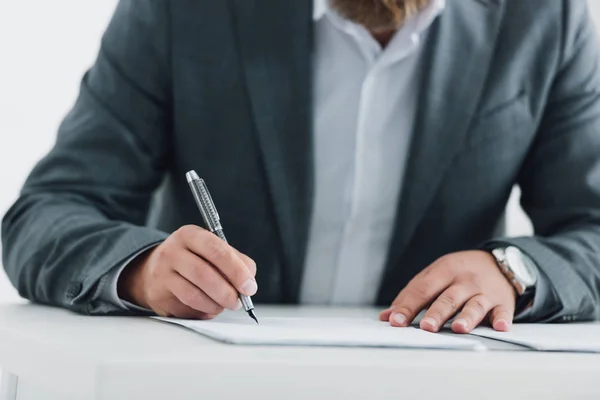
380,0,505,295
230,0,313,302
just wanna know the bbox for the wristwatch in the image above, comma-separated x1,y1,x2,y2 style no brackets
490,246,538,313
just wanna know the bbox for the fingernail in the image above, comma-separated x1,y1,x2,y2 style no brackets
241,279,258,296
422,317,438,329
454,318,468,330
393,313,407,326
233,299,242,311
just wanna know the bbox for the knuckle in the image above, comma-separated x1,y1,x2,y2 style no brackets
207,239,232,262
461,271,480,284
435,254,453,267
406,284,431,301
469,297,489,315
420,266,435,280
420,259,451,282
181,289,204,308
153,245,172,264
436,294,458,310
437,254,462,272
177,225,199,241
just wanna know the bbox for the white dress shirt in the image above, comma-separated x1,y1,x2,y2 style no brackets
300,0,445,305
100,0,445,310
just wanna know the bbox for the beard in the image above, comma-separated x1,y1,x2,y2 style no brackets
330,0,430,31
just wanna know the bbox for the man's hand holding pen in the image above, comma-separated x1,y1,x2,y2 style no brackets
117,225,258,319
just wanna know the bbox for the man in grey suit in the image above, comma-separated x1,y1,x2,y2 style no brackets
3,0,600,334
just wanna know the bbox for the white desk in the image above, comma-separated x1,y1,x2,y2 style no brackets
0,304,599,400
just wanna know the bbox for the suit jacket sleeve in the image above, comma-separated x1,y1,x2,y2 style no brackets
484,0,600,322
1,0,171,315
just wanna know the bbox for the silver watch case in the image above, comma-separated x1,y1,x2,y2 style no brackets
491,246,537,295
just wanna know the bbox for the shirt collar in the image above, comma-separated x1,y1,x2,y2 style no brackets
313,0,327,20
413,0,445,34
313,0,445,30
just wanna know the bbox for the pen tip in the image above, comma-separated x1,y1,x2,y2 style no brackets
248,310,259,324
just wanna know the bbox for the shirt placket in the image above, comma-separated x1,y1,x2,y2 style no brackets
330,30,383,304
329,26,423,304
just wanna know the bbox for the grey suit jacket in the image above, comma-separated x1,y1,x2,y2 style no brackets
3,0,600,321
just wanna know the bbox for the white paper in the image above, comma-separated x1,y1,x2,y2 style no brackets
470,323,600,353
153,315,485,351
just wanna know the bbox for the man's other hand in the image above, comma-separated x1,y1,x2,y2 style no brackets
380,251,516,333
118,225,257,319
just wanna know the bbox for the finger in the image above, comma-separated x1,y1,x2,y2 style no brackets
175,251,242,311
419,285,475,333
168,271,229,315
178,226,257,296
451,295,493,334
489,305,514,332
379,307,393,321
388,275,452,327
233,248,257,276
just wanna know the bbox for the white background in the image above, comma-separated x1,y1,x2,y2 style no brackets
0,1,599,304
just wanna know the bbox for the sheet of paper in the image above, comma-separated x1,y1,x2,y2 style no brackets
153,315,485,351
470,323,600,353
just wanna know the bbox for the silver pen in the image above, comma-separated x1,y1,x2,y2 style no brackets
186,170,258,324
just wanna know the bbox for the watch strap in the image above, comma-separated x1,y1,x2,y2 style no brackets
515,285,536,315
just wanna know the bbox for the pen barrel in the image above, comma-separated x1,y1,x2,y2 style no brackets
240,294,254,312
186,172,256,314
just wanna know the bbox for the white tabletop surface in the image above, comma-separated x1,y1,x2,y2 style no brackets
0,303,599,400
